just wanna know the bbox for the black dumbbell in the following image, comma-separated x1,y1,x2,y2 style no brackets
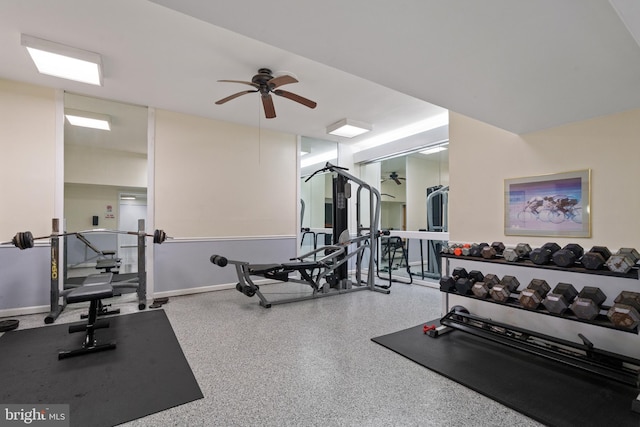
607,291,640,329
480,242,506,259
518,279,551,309
605,248,640,274
468,242,489,257
471,273,501,298
489,275,520,303
542,282,578,314
503,243,532,262
439,267,468,292
580,246,612,270
529,242,561,265
455,270,485,295
570,286,607,320
551,244,584,267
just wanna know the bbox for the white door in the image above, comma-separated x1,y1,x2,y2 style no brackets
118,199,147,273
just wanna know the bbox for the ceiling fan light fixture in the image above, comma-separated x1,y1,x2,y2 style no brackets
326,118,372,138
21,34,103,86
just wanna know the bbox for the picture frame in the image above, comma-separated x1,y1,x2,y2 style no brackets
504,169,591,237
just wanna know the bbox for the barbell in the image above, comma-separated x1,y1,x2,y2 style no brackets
1,228,168,250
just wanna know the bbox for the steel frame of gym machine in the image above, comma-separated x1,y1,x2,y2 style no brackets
45,218,149,324
215,162,391,308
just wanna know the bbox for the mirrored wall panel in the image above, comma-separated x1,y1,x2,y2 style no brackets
300,137,337,254
63,93,148,276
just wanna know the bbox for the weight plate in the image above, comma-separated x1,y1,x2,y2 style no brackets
0,319,19,332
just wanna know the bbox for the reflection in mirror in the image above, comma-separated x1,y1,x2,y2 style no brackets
368,142,449,283
63,93,148,277
377,145,449,231
299,137,337,255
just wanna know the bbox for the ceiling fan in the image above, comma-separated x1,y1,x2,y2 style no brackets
215,68,317,119
382,172,406,185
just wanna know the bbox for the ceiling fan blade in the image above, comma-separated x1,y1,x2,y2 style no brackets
262,94,276,118
218,79,259,88
268,75,298,89
215,90,258,105
393,178,402,185
273,90,317,109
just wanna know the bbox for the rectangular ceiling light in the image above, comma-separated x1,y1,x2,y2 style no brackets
420,144,448,156
21,34,103,86
65,109,111,131
326,118,372,138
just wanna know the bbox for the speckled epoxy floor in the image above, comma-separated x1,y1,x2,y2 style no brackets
4,282,542,427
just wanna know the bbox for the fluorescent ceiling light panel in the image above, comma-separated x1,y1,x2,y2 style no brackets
301,149,338,168
120,196,136,200
65,109,111,130
327,119,372,138
21,34,103,86
353,112,449,152
420,144,448,156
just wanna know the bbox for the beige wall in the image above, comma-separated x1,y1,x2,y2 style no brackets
0,79,56,238
65,145,147,188
154,109,297,237
449,109,640,248
64,183,146,231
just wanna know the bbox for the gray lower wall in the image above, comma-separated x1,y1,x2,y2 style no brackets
153,237,296,293
0,237,296,314
0,246,51,311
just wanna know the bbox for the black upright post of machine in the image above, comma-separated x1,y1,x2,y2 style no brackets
332,173,350,286
136,219,147,310
46,218,63,324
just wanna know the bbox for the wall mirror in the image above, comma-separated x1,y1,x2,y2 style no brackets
379,145,449,232
63,93,148,277
299,137,338,254
362,142,449,282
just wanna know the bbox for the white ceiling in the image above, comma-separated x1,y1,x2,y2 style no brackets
1,0,640,150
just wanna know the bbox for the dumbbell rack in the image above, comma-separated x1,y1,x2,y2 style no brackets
438,252,640,415
441,253,639,333
443,253,639,279
441,253,640,333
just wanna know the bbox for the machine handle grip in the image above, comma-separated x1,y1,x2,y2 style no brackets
210,255,228,267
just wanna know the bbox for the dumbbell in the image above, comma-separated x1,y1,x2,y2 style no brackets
503,243,532,262
480,242,506,259
471,273,501,298
468,242,489,257
518,279,551,309
605,248,640,274
529,242,561,265
569,286,607,320
489,275,520,303
453,243,472,256
455,270,485,295
580,246,612,270
551,244,584,267
607,291,640,329
542,282,578,314
439,267,468,292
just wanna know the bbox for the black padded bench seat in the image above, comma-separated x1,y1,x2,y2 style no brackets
59,273,116,360
96,259,119,272
67,272,114,303
247,262,322,275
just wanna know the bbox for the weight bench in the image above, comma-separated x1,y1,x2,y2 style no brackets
96,258,120,273
58,273,117,360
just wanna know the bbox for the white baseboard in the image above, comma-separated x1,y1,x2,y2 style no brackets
0,305,49,318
